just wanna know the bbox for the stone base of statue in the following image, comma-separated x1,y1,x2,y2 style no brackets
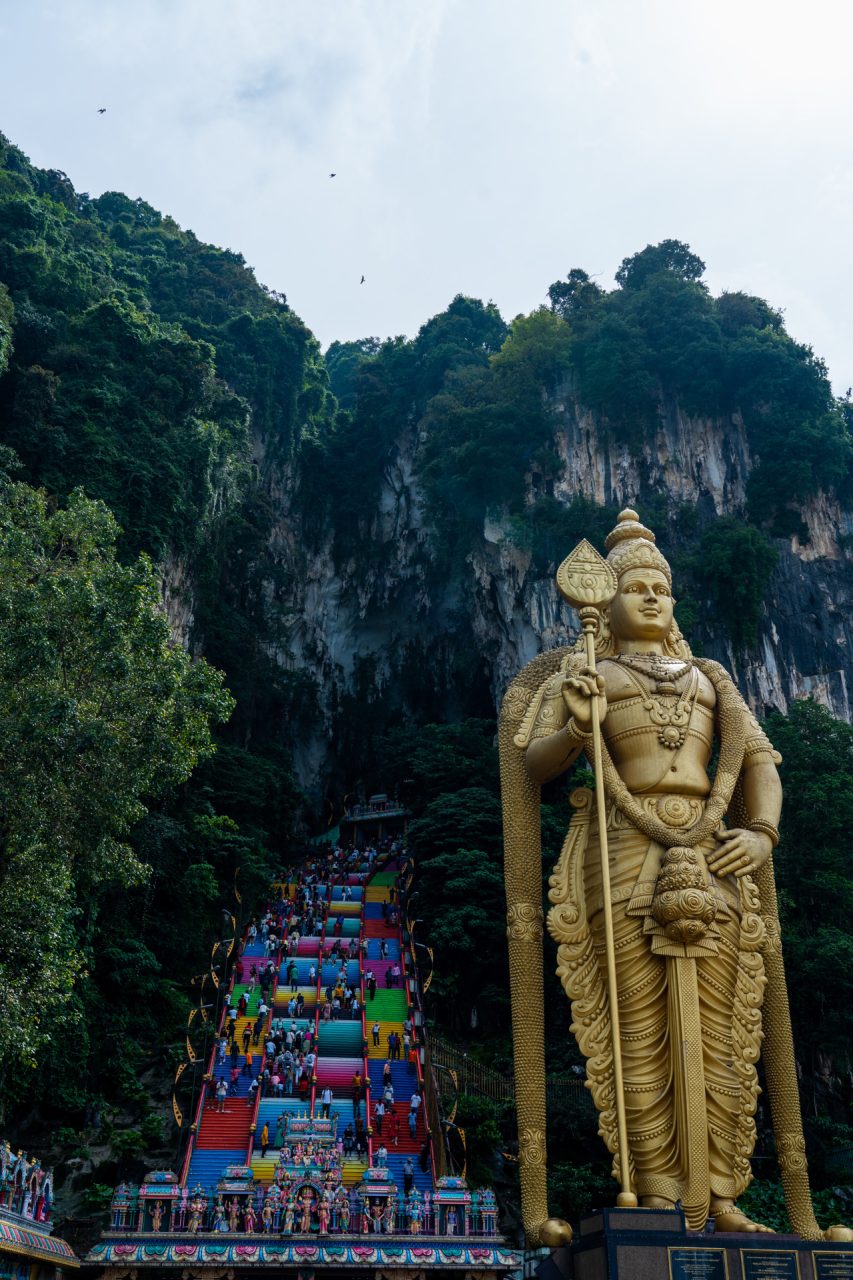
535,1207,853,1280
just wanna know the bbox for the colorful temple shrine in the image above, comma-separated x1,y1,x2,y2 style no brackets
0,1144,78,1280
87,846,520,1278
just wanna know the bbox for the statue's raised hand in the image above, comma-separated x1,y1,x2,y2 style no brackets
561,667,607,731
708,828,772,879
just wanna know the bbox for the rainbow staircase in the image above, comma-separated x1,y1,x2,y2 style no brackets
183,857,434,1207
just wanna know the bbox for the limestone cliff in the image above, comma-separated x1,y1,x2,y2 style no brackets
251,389,853,787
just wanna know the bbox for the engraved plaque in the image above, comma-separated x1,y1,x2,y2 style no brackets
814,1253,853,1279
742,1250,800,1280
668,1246,728,1280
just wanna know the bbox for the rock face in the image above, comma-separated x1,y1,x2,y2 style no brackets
253,391,853,786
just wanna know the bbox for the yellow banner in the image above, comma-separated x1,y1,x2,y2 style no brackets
174,1062,187,1086
172,1093,183,1128
187,1035,196,1062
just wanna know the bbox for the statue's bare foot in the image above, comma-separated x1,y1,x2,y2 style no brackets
641,1196,676,1210
711,1200,773,1233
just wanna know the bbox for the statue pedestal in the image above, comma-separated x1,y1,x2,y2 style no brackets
536,1207,853,1280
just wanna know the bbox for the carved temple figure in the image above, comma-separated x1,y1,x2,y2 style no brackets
299,1188,314,1233
187,1194,205,1233
501,509,852,1246
317,1192,330,1235
149,1200,164,1233
227,1197,240,1233
283,1194,295,1234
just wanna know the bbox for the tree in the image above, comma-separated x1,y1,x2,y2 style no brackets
547,268,604,323
615,239,706,290
763,700,853,1067
694,517,779,649
407,788,503,861
0,479,233,1065
0,283,12,377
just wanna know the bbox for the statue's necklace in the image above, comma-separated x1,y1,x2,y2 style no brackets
615,655,699,750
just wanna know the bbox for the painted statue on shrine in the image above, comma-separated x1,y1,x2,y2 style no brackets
501,508,852,1246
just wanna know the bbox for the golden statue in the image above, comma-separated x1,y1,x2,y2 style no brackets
500,508,849,1246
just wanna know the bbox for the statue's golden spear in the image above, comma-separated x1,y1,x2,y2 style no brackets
557,540,638,1208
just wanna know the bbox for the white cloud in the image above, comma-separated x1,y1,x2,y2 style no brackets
0,0,850,390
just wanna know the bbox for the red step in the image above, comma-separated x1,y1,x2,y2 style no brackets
196,1099,252,1150
374,1102,425,1153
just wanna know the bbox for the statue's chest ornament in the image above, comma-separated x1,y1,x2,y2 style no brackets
614,656,701,750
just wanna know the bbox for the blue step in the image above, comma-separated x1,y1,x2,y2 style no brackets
186,1147,246,1190
242,942,266,957
211,1057,258,1097
279,958,318,983
362,938,401,959
386,1153,432,1191
320,960,360,985
368,1060,416,1092
327,1097,360,1121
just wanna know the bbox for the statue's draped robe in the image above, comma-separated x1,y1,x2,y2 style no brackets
523,656,776,1227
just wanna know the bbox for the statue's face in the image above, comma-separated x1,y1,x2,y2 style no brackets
609,567,673,642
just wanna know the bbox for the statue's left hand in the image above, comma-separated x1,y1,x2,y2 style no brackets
708,828,772,878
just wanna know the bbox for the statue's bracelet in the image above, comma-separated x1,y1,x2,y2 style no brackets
746,819,780,848
566,717,593,743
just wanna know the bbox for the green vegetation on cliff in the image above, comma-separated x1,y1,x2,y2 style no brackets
0,135,319,1145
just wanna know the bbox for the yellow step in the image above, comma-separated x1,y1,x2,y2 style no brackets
365,887,394,902
274,985,316,1006
342,1158,368,1185
366,1019,404,1058
250,1154,280,1185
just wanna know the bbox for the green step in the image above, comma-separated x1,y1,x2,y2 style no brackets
369,871,398,886
365,991,407,1018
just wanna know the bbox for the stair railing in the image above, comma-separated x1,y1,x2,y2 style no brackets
246,932,282,1162
180,923,249,1184
312,888,327,1120
359,875,372,1170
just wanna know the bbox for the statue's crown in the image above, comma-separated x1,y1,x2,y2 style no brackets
605,508,672,587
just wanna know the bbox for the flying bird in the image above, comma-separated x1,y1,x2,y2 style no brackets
329,172,336,178
97,107,107,114
360,275,365,284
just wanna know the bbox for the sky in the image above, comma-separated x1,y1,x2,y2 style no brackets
0,0,851,391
